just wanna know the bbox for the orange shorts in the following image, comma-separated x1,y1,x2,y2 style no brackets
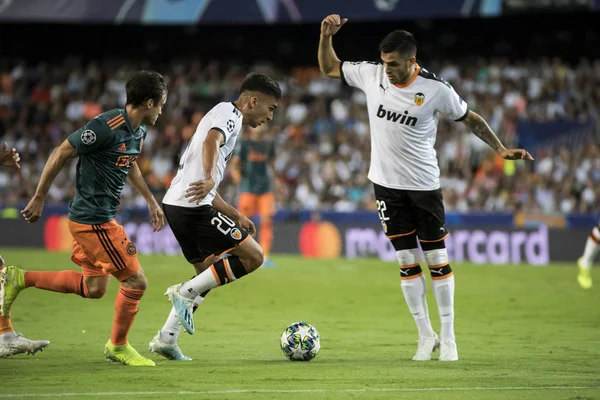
237,192,275,218
68,220,140,282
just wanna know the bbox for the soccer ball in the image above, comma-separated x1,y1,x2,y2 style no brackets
280,322,321,361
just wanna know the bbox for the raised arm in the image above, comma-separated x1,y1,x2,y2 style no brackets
461,111,533,160
318,14,348,78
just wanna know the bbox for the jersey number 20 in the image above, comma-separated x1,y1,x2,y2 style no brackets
211,212,236,235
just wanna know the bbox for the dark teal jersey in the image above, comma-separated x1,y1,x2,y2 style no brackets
67,109,147,224
235,139,275,194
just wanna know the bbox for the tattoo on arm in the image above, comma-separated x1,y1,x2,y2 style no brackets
462,111,505,153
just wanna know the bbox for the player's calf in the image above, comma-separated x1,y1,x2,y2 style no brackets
2,266,102,316
391,232,438,361
420,238,457,359
110,268,147,347
391,233,436,338
231,236,264,273
167,237,264,334
179,239,262,297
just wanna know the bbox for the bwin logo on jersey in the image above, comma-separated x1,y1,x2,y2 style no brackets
376,105,418,127
414,92,425,106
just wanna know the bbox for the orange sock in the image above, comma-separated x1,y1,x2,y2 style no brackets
259,218,273,258
25,270,90,298
110,286,144,346
0,315,13,335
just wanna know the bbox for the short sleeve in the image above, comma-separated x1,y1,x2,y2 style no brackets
67,118,115,155
436,82,469,122
210,104,237,144
340,61,381,91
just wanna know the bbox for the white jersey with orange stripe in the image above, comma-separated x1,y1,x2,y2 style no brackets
340,62,469,191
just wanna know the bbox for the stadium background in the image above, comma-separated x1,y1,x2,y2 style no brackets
0,0,599,265
1,2,600,399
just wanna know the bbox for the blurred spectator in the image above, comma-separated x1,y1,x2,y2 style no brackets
0,57,598,214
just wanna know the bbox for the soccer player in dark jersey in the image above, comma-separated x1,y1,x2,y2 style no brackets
0,144,49,358
231,125,277,266
0,71,167,366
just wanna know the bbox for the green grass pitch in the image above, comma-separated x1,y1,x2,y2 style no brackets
0,249,599,399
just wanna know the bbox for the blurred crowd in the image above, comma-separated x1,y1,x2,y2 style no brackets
0,56,599,214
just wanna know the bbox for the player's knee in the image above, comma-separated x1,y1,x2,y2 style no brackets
120,269,148,291
420,239,448,266
246,247,265,271
86,284,107,299
82,277,108,299
396,249,420,266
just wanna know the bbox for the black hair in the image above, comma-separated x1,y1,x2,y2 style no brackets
239,72,282,101
126,70,168,107
378,30,417,56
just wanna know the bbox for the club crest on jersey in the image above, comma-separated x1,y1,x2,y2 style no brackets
126,242,137,255
230,228,242,240
414,92,425,106
81,130,96,145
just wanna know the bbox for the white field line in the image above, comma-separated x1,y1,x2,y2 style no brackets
0,386,597,398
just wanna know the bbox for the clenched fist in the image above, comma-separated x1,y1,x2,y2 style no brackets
321,14,348,38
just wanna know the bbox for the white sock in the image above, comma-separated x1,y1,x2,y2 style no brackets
580,227,600,268
179,268,219,299
160,295,206,344
401,274,436,338
423,247,455,342
397,248,435,339
431,275,455,342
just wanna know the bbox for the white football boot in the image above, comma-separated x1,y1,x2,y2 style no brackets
0,332,49,357
439,339,459,361
412,333,440,361
149,331,191,361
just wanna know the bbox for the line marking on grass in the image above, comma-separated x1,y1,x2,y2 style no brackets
1,386,597,398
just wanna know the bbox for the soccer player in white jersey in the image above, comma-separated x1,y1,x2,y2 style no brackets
149,73,281,360
318,14,534,361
